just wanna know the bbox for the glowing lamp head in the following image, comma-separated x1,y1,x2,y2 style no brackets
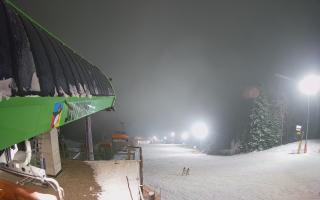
191,122,208,139
170,132,175,137
163,136,167,140
298,74,320,96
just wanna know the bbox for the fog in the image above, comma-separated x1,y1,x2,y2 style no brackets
14,0,320,147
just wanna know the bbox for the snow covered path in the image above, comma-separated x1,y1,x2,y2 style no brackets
143,141,320,200
87,160,141,200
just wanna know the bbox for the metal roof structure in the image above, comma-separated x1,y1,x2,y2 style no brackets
0,0,116,150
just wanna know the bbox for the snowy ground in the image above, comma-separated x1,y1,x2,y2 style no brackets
87,160,141,200
143,141,320,200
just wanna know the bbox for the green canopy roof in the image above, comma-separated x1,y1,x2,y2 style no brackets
0,0,116,149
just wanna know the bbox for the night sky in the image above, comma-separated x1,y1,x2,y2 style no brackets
13,0,320,146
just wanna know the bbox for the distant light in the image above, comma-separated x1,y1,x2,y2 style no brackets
296,125,302,131
298,74,320,96
181,132,189,140
191,122,208,140
153,136,157,140
163,136,167,140
170,132,175,137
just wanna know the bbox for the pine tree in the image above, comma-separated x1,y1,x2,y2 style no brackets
267,99,282,147
241,88,281,152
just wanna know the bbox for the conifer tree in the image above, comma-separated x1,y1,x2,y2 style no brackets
241,88,281,152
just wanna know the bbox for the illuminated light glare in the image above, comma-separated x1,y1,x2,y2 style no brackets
298,74,320,96
191,122,209,139
153,136,157,140
170,132,175,137
181,132,189,140
163,136,167,140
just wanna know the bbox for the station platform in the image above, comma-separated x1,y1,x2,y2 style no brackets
0,159,141,200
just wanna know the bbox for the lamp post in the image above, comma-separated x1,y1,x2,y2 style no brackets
298,74,320,153
306,96,310,153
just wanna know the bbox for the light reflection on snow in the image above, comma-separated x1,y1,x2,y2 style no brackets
143,141,320,200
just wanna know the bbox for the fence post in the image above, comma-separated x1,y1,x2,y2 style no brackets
139,147,143,190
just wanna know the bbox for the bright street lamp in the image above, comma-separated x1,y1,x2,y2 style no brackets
298,74,320,95
170,132,175,137
298,74,320,153
191,122,209,149
191,122,209,140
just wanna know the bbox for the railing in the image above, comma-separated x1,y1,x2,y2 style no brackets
127,146,143,190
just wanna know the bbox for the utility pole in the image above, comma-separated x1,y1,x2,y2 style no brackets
304,97,310,153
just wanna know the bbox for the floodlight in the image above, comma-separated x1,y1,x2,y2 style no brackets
298,74,320,96
170,132,175,137
191,122,208,139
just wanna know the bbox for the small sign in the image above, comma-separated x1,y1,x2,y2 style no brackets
51,102,64,128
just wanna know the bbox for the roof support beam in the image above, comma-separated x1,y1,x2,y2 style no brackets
85,116,94,161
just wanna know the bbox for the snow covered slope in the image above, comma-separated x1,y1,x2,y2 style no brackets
143,140,320,200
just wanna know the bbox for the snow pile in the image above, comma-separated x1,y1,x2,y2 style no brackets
0,78,13,98
143,141,320,200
